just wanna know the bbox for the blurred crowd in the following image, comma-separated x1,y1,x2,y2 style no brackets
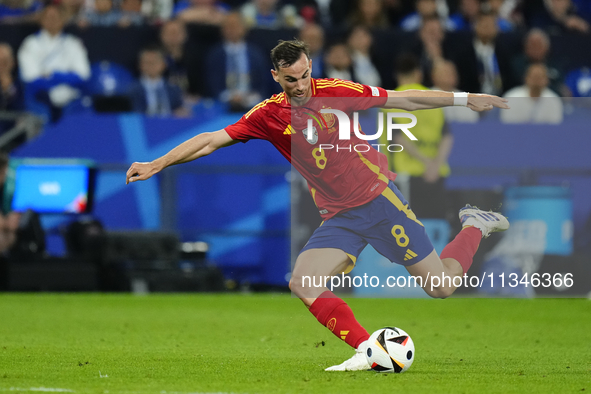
0,0,590,122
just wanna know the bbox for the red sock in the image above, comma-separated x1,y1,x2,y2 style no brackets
440,226,482,274
308,291,369,349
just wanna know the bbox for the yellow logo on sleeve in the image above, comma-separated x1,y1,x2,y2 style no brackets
284,124,295,135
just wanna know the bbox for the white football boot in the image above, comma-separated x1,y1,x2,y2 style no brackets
459,204,510,238
325,340,371,371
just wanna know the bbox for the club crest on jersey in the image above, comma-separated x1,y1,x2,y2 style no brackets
302,125,318,144
321,107,337,129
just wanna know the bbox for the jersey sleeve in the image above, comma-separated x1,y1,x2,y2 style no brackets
224,103,269,142
326,79,389,112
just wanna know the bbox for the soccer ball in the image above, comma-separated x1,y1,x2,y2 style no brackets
365,327,415,373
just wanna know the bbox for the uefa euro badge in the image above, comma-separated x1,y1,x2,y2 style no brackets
302,125,318,144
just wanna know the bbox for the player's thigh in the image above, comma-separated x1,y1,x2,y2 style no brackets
292,248,352,279
290,248,352,302
291,222,366,299
296,218,367,278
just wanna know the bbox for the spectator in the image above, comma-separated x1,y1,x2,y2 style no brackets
400,0,455,32
347,25,381,86
347,0,389,29
487,0,513,31
501,63,563,124
299,23,325,79
241,0,303,29
472,11,503,94
0,43,23,112
431,60,479,122
510,28,565,95
0,0,42,24
415,15,446,87
59,0,84,25
530,0,589,34
77,0,123,27
160,19,190,95
382,0,420,26
205,12,268,112
119,0,144,26
450,0,481,31
18,5,91,122
379,53,453,219
174,0,228,25
0,43,24,136
128,46,185,117
0,153,20,255
451,11,510,95
323,43,357,82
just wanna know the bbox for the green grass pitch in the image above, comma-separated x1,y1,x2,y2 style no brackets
0,294,589,394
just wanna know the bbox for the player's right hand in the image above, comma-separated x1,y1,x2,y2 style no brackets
126,162,160,184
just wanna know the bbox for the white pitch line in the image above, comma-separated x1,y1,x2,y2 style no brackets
1,388,245,394
1,388,75,393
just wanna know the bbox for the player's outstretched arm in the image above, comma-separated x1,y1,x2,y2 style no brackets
126,129,237,184
383,90,509,112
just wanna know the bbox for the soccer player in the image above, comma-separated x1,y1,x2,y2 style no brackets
126,40,510,371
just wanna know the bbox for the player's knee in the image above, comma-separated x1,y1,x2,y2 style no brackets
289,276,303,294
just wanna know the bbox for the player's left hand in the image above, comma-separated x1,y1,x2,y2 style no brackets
126,161,161,184
467,94,510,112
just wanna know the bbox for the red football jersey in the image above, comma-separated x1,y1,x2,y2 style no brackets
224,78,396,220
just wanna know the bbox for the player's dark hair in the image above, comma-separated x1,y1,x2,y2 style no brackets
395,53,420,76
271,40,310,70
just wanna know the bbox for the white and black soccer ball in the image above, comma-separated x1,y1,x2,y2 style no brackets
365,327,415,373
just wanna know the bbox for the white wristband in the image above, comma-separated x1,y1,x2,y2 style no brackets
453,92,469,106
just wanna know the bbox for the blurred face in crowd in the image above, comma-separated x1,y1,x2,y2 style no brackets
358,0,383,22
489,0,504,14
41,6,66,36
222,12,246,44
0,44,14,76
525,64,549,94
548,0,571,18
299,24,324,56
420,17,444,44
431,60,458,90
95,0,113,14
525,30,550,62
416,0,437,17
60,0,83,12
271,52,312,105
325,44,352,71
121,0,142,13
140,50,166,79
475,14,498,43
461,0,480,19
161,20,187,49
348,26,373,54
255,0,277,14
